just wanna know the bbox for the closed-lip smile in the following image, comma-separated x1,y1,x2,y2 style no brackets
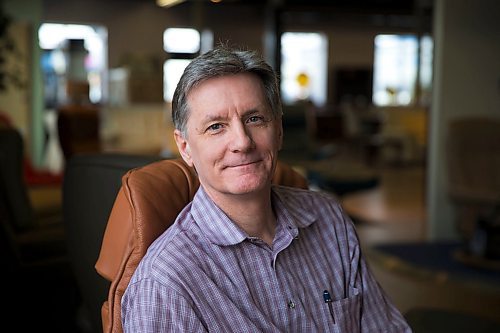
225,160,260,169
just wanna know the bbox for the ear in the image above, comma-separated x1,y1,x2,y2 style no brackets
174,129,194,167
276,118,283,150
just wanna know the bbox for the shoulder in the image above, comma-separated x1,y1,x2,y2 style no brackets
129,212,206,291
273,185,356,236
273,185,342,212
122,276,206,332
274,184,336,198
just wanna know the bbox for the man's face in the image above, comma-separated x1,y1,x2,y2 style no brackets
174,73,283,201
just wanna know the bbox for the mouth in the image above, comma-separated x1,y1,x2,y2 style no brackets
225,160,261,169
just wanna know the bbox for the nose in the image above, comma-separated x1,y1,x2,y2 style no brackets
229,122,254,152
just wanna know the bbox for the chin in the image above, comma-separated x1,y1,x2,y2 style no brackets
229,174,270,194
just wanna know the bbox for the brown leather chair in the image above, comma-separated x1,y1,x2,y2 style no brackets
95,158,308,333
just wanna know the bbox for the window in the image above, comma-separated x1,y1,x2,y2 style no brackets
281,32,328,107
372,34,433,106
38,23,107,105
162,28,213,102
163,28,200,53
163,59,191,102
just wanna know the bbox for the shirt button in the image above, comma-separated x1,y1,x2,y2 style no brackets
287,300,295,309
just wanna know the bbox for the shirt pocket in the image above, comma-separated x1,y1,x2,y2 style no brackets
330,287,361,332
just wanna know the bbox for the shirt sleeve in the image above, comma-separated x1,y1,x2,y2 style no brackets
122,278,208,333
345,219,412,333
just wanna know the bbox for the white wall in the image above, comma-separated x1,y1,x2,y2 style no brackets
3,0,44,165
427,0,500,239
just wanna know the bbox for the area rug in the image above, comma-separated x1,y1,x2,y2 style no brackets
371,240,500,286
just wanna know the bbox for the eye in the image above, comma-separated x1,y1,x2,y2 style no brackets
206,123,223,132
247,115,264,124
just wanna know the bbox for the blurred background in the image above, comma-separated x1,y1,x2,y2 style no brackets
0,0,499,332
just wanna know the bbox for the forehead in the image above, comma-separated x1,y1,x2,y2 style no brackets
187,73,267,112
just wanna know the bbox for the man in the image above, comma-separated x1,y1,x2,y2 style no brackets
121,46,411,332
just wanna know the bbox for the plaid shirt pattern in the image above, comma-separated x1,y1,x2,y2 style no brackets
122,185,411,332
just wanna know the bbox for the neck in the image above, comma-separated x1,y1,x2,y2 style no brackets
207,188,276,246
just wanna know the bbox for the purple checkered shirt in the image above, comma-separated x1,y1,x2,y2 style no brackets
122,185,411,332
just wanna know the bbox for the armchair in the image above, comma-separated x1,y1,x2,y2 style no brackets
0,127,66,270
62,153,160,333
95,158,308,333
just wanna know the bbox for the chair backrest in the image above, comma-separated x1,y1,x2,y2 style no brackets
0,126,72,273
446,117,500,240
57,104,101,161
447,117,500,203
0,127,35,232
63,153,160,333
0,127,35,269
95,158,308,333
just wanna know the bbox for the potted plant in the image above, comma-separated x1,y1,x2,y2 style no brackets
0,4,24,93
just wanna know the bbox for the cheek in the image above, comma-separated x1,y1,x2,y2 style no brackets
190,139,223,162
265,128,282,149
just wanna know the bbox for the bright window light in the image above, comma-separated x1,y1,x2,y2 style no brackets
163,59,191,102
163,28,200,53
281,32,328,107
419,35,434,105
38,23,107,104
373,34,433,106
39,24,97,50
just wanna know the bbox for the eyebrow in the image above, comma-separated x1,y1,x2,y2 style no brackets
201,108,262,124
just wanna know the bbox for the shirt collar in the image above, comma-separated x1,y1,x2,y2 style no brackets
191,185,317,246
272,185,317,235
191,186,247,246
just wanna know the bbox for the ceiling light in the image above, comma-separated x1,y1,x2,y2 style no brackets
156,0,186,8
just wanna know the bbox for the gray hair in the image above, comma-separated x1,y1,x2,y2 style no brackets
171,46,282,136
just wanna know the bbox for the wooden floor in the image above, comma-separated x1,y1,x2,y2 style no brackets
342,166,426,226
341,165,427,246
